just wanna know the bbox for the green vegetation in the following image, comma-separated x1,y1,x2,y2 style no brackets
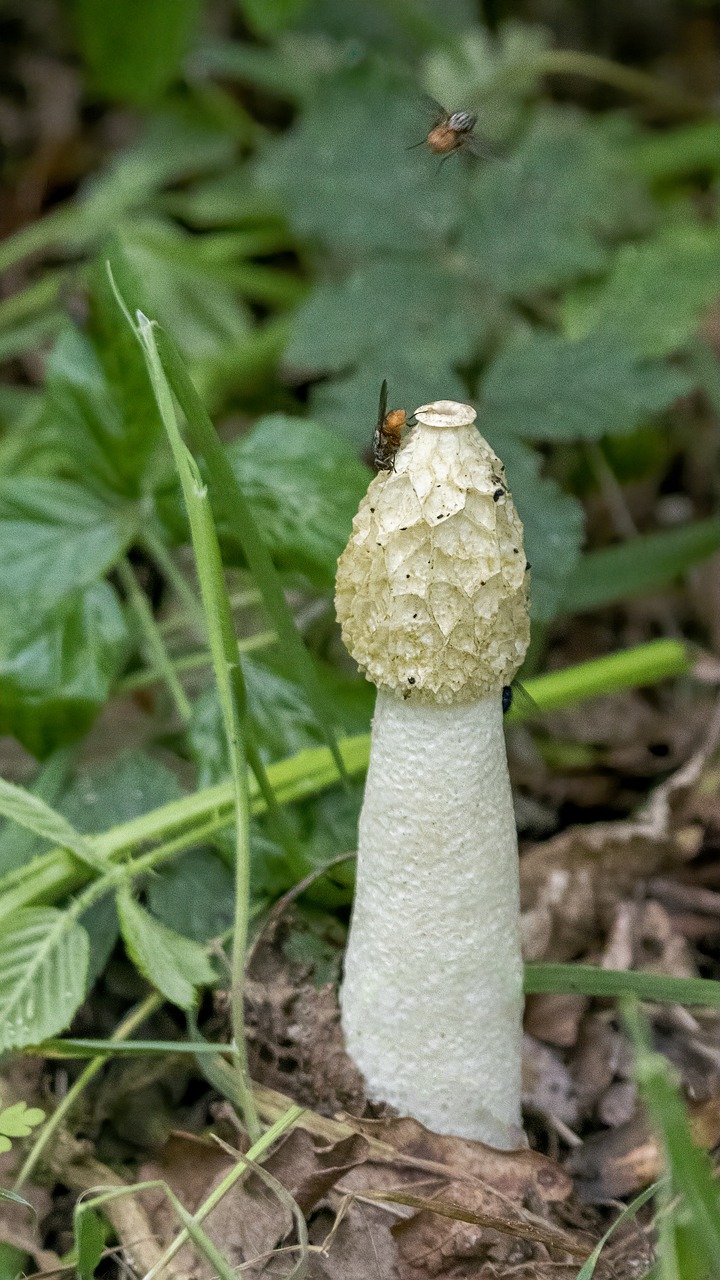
2,0,720,1274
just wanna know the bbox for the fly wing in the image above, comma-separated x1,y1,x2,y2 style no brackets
418,92,447,125
463,130,498,161
377,379,388,431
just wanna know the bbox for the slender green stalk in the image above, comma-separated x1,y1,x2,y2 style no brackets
533,50,704,116
140,1104,304,1280
141,529,206,631
14,994,161,1190
117,631,276,693
117,559,192,723
136,311,259,1140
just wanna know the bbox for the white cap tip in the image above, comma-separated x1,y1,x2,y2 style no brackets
413,400,477,430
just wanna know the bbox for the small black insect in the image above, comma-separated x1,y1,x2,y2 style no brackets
493,488,505,502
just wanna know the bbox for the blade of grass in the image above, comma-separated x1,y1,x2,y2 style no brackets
136,309,259,1142
561,521,720,615
153,322,349,786
141,1104,304,1280
510,638,691,720
624,999,720,1276
525,964,720,1006
575,1180,662,1279
14,994,161,1190
117,558,192,724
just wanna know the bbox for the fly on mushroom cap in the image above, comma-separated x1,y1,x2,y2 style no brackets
335,399,530,703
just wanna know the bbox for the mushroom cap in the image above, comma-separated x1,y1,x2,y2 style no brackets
335,401,530,703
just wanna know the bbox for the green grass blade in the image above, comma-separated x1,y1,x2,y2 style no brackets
575,1180,662,1279
135,309,259,1141
525,964,720,1006
625,1000,720,1277
512,638,690,720
153,323,349,785
561,520,720,615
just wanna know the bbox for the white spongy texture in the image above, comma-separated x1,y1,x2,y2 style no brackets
341,690,524,1147
335,415,530,702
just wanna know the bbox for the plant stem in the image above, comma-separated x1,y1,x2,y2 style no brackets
141,529,206,631
533,50,704,116
117,558,192,723
14,993,161,1190
117,631,276,692
140,1104,303,1280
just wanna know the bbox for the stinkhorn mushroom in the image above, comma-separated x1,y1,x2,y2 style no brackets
335,398,530,1148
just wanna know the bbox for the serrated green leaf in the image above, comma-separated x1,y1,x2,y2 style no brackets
255,69,464,254
0,1101,45,1138
488,436,584,622
60,751,183,834
562,221,720,357
0,778,103,871
0,907,89,1051
0,477,135,614
0,583,129,759
561,518,720,614
116,885,216,1010
461,107,652,296
225,416,370,587
74,1207,106,1280
76,0,201,105
482,330,691,442
148,850,234,943
41,269,163,497
0,753,69,877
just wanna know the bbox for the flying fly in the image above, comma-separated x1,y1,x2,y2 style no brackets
410,95,494,161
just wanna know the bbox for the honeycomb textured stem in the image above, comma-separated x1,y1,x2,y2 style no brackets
341,689,524,1147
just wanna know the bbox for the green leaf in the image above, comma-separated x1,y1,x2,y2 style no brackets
0,778,104,871
630,118,720,182
239,0,311,38
482,330,691,442
461,107,652,296
0,477,135,614
0,908,89,1052
0,1101,45,1139
75,0,202,105
0,588,126,752
255,68,464,253
74,1207,106,1280
225,416,370,587
425,24,551,142
148,850,234,943
60,751,183,834
41,271,163,497
562,221,720,357
111,221,254,398
286,256,499,443
116,885,216,1010
0,583,129,759
492,437,584,623
561,518,720,614
0,753,70,877
575,1181,660,1280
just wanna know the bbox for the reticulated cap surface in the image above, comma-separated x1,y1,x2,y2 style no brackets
335,405,530,703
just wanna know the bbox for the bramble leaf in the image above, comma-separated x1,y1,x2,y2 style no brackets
482,330,692,442
0,908,89,1052
0,478,135,614
116,885,217,1010
0,583,129,759
562,220,720,356
225,415,370,586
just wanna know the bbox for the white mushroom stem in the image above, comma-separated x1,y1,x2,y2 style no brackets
335,399,531,1147
341,689,524,1147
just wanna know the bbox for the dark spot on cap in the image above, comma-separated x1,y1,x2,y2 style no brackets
513,547,519,553
493,488,504,501
408,676,415,684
